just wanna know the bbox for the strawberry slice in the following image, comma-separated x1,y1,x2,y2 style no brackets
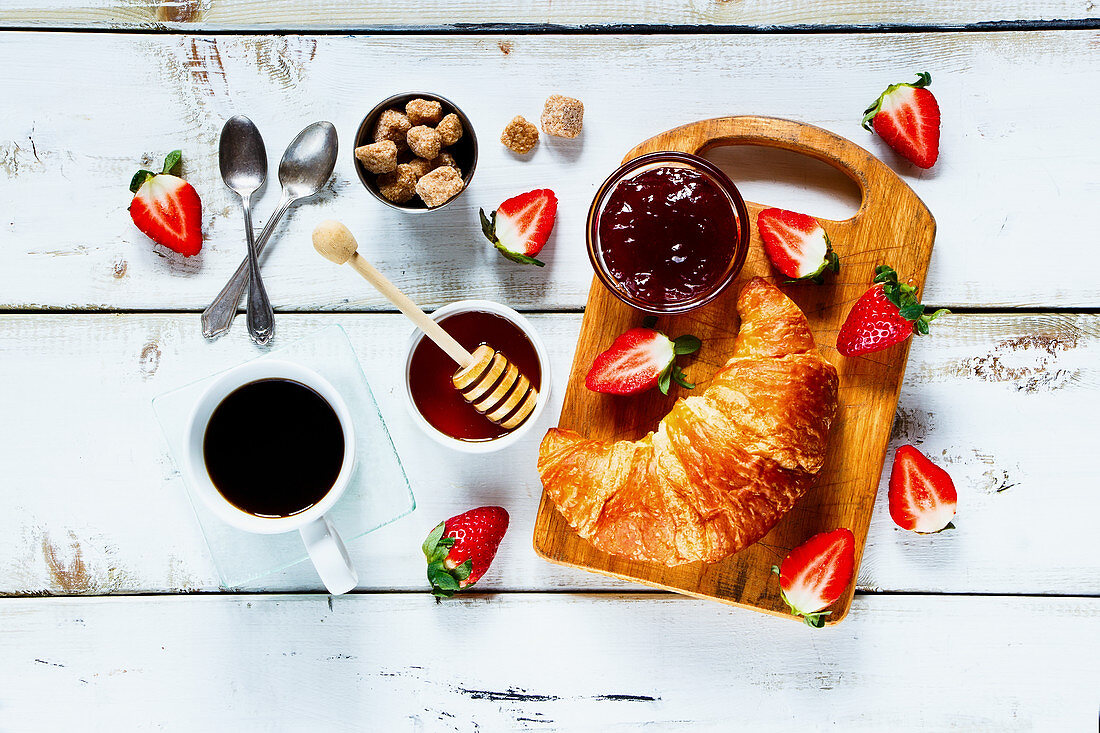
479,188,558,266
888,445,957,533
585,318,701,395
128,150,203,257
836,265,949,357
422,506,509,598
772,528,855,628
757,208,840,283
862,71,942,169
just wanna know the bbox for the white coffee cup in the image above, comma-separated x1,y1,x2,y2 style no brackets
184,359,358,594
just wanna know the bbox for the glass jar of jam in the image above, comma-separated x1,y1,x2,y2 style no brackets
587,151,750,314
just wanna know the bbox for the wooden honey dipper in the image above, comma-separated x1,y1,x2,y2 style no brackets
312,220,539,431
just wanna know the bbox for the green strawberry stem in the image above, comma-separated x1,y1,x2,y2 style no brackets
862,72,932,131
874,265,949,336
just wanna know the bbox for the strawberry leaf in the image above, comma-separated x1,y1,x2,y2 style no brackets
162,150,182,175
422,522,446,560
671,365,694,390
673,335,701,355
873,265,897,284
801,610,832,628
478,208,496,242
912,71,932,89
493,243,546,267
452,558,473,582
129,169,156,194
657,369,672,395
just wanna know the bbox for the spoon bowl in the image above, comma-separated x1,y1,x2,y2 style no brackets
280,121,338,200
220,116,268,196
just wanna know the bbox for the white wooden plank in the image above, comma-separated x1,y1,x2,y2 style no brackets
1,0,1096,30
0,312,1096,596
1,32,1099,310
2,593,1097,730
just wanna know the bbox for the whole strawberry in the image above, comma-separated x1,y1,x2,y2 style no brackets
836,265,948,357
128,150,203,257
585,317,701,396
422,506,509,597
889,445,957,533
772,528,855,628
862,71,941,169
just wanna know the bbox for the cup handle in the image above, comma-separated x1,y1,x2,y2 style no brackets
299,516,358,595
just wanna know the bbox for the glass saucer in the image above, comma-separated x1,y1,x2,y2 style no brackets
152,325,414,589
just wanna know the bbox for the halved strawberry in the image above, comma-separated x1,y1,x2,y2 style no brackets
772,528,855,628
479,188,557,266
836,265,949,356
422,506,509,598
862,71,942,169
128,150,203,257
585,318,701,395
888,445,957,533
757,208,840,283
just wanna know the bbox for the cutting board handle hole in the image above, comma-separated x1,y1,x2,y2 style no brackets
702,145,862,222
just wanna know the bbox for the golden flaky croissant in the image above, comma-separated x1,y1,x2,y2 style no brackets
537,278,839,566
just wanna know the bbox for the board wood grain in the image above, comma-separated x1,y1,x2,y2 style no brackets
2,0,1096,30
534,117,936,623
3,594,1098,731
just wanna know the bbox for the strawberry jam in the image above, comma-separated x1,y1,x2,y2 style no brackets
591,154,746,313
409,310,541,442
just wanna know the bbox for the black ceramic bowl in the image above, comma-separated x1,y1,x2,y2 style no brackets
353,91,478,212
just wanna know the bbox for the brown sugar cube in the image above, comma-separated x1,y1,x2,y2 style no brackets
407,125,442,160
500,115,539,154
372,109,411,151
354,141,398,174
405,98,443,126
541,94,584,138
436,113,464,146
432,151,459,176
404,157,434,180
377,164,417,204
415,166,464,208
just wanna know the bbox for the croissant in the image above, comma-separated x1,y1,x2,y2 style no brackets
537,278,839,566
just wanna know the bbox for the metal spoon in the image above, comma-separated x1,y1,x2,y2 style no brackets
203,121,338,339
219,115,274,345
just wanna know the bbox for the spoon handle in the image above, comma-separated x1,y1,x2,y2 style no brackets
201,195,293,339
242,196,276,345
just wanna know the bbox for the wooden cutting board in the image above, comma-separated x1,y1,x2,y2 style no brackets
533,116,936,624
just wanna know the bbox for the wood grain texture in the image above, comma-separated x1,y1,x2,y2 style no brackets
1,0,1097,30
534,117,934,623
2,593,1097,730
1,32,1099,311
1,312,1096,596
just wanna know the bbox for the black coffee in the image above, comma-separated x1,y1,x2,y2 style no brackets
203,378,345,518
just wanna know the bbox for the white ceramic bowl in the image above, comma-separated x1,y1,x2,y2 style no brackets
184,359,357,534
403,300,551,453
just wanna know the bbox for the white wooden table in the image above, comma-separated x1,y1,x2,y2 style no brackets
1,4,1098,730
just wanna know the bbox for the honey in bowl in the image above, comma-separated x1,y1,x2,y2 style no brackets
409,311,542,441
588,152,750,314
